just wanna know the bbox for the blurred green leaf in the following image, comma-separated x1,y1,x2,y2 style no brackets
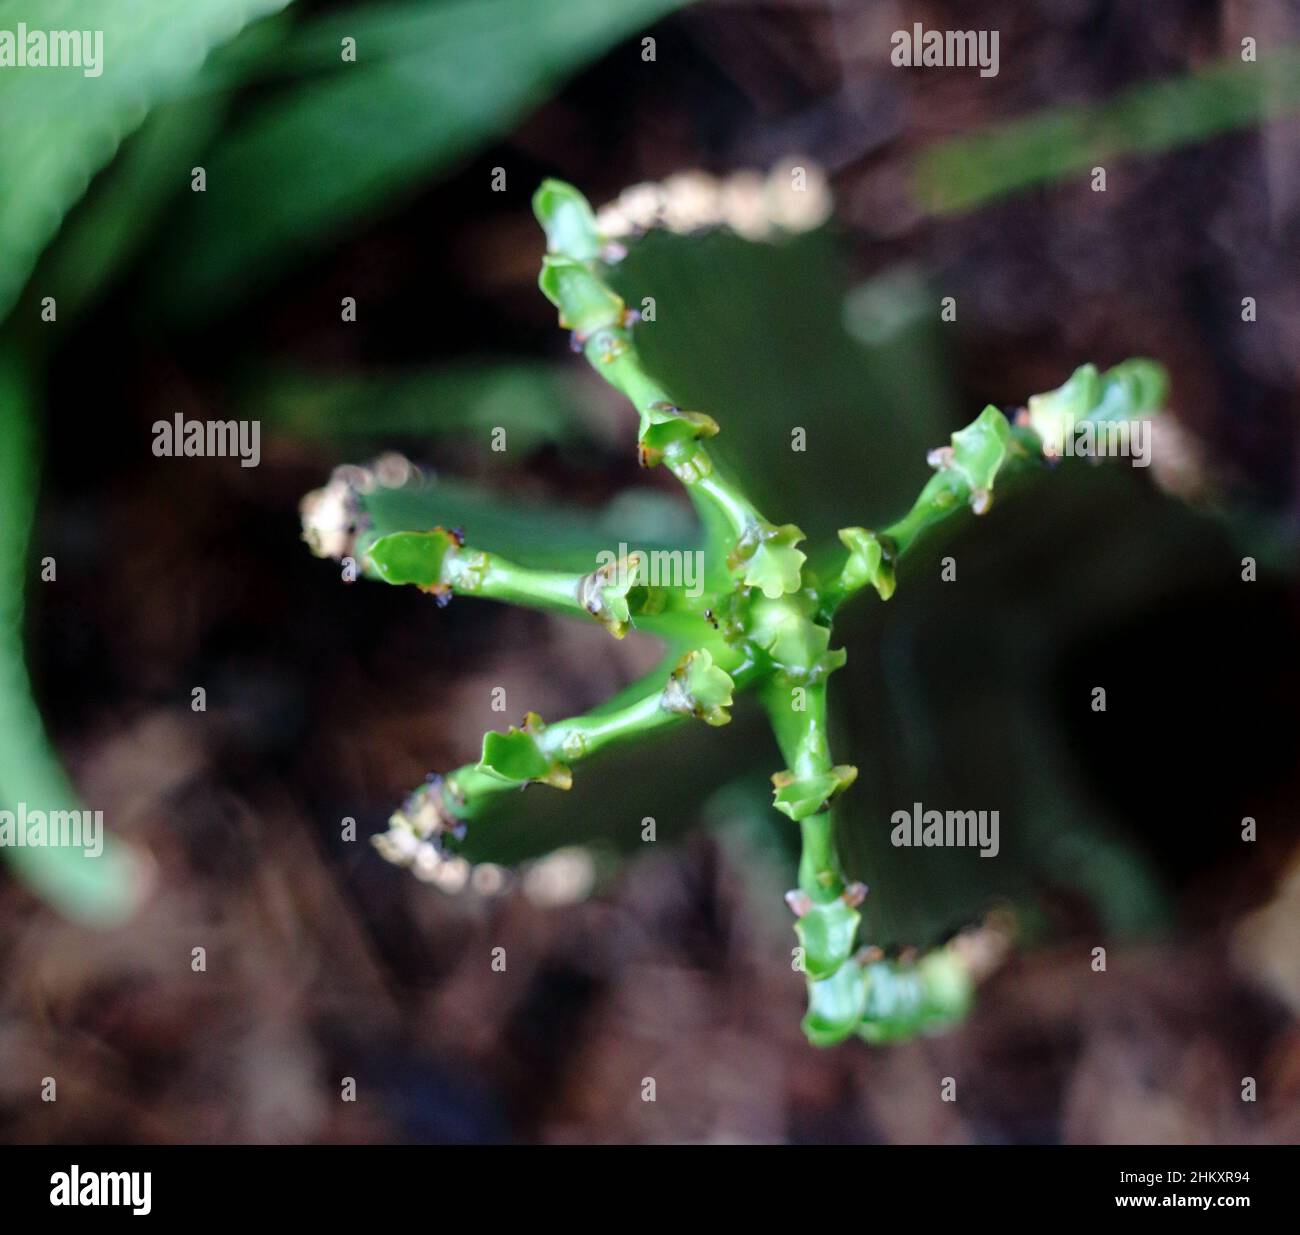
251,361,595,450
802,961,867,1046
37,94,231,319
0,349,142,921
479,726,567,786
360,473,700,572
949,405,1011,493
0,0,293,321
153,0,688,316
795,897,860,979
916,47,1300,214
614,231,959,543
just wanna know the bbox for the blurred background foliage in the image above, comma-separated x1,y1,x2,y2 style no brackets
1,0,1298,1143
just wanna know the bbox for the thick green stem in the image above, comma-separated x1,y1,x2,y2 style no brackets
360,526,695,638
760,676,846,901
449,553,594,613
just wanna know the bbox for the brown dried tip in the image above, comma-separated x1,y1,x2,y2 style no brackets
393,779,459,839
948,907,1016,983
299,470,364,560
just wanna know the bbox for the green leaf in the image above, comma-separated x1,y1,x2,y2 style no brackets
917,949,974,1024
533,178,602,261
35,94,231,322
1025,363,1101,450
1025,360,1168,456
854,952,972,1043
0,348,142,922
1093,358,1168,420
837,527,896,600
609,233,960,546
480,730,549,781
0,0,292,322
857,963,928,1043
949,404,1013,498
368,529,458,587
737,523,807,599
478,717,571,788
795,898,861,980
356,472,701,572
802,961,868,1047
661,649,735,726
771,765,858,822
152,0,688,316
578,552,646,637
248,362,593,451
747,599,843,676
538,256,626,335
915,49,1300,215
638,402,720,461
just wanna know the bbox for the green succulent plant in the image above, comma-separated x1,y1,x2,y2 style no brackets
301,178,1168,1047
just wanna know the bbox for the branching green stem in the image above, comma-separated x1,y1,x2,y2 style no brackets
301,177,1169,1047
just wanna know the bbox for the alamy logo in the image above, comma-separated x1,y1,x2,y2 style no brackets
891,23,999,78
50,1166,151,1215
1041,415,1152,467
153,415,261,468
0,802,102,857
594,542,705,598
0,25,103,77
891,803,1000,857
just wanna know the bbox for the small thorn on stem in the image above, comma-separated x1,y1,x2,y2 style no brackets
855,945,885,966
785,889,814,917
842,881,868,907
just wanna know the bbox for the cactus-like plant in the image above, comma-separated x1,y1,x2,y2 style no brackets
301,179,1168,1047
